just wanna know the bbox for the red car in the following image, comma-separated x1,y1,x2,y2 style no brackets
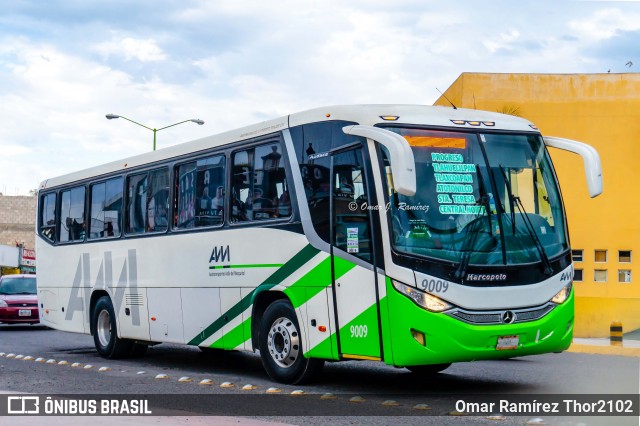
0,274,39,324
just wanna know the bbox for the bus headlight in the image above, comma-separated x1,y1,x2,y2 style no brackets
392,280,452,312
551,283,572,304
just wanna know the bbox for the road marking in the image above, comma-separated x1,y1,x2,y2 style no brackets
413,404,431,410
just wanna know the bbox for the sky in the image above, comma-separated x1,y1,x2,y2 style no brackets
0,0,639,195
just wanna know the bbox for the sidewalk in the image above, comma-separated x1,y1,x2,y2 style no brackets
568,333,640,357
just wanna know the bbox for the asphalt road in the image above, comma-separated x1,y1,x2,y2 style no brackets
0,324,638,425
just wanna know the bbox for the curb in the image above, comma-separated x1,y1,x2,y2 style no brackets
567,343,640,357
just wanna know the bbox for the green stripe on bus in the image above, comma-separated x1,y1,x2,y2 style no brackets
305,299,383,359
209,264,284,270
221,256,358,354
284,256,356,308
210,318,252,350
189,244,320,346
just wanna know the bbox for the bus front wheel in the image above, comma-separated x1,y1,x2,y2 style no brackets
258,300,323,384
92,296,133,359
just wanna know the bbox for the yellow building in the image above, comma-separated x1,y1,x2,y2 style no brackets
435,73,640,338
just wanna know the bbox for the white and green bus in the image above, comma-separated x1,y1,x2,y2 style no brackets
36,105,602,384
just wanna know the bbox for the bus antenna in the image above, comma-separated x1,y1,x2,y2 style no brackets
436,88,457,110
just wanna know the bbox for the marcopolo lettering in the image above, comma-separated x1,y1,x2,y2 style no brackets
465,273,508,282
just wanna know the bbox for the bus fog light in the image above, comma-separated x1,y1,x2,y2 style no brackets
411,329,425,346
392,280,452,312
551,283,572,304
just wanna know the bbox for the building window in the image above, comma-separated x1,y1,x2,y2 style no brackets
574,269,583,282
619,250,632,263
594,269,608,282
594,250,607,263
618,270,632,283
571,249,583,262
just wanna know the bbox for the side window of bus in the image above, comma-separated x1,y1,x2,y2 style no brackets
231,142,290,223
290,121,365,245
126,168,169,234
89,177,123,239
39,192,57,243
175,155,226,229
332,151,373,263
59,186,86,243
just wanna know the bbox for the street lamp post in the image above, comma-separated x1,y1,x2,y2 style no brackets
105,114,205,151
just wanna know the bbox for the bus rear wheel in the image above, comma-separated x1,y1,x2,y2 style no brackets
92,296,133,359
258,300,323,384
406,363,451,375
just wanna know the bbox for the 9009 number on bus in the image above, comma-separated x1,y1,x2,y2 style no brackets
350,325,368,338
421,279,449,293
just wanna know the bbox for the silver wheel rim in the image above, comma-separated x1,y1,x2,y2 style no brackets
267,316,300,368
97,309,112,348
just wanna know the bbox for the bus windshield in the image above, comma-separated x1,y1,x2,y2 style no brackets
382,127,568,267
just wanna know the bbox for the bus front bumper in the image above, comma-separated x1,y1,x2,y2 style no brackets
385,284,574,367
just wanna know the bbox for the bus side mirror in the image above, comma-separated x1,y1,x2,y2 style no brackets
342,125,417,196
543,136,603,198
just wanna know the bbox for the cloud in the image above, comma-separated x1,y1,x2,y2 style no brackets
483,30,522,54
94,35,167,62
568,8,640,40
1,1,640,195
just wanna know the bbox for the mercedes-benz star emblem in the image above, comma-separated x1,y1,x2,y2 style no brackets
502,310,516,324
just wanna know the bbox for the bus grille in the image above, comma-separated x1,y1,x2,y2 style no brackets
446,303,556,325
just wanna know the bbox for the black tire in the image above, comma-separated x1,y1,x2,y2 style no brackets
258,299,324,384
91,296,132,359
406,363,451,375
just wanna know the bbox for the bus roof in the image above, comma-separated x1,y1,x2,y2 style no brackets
40,104,536,190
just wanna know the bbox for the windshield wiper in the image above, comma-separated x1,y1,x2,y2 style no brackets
498,165,553,276
498,166,517,235
452,164,490,281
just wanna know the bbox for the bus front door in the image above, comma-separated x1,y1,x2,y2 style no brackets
330,147,382,361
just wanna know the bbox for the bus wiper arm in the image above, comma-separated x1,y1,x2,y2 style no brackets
512,194,554,276
498,166,516,235
452,164,489,281
497,165,552,275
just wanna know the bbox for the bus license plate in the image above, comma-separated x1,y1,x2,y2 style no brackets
18,309,31,317
496,335,519,350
